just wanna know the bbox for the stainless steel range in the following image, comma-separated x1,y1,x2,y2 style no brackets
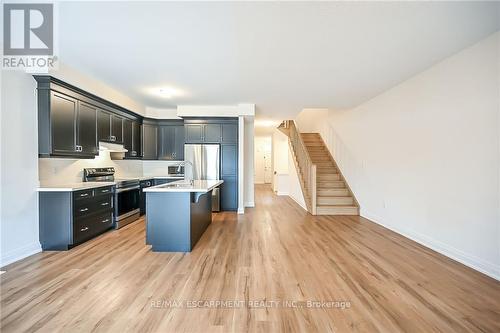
83,167,140,229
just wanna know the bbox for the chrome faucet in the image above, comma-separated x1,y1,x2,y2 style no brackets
177,161,194,184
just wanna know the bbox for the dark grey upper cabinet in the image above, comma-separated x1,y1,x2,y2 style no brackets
50,91,77,155
158,124,184,160
204,124,221,142
174,125,184,160
132,121,142,157
142,123,158,159
185,124,203,143
77,101,97,155
35,76,143,159
123,119,133,156
111,115,123,143
97,110,111,142
221,123,238,143
158,125,175,160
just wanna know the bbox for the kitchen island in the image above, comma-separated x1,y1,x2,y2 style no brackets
144,179,223,252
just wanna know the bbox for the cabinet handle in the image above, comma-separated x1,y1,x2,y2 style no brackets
101,202,109,206
101,189,109,193
80,226,89,232
101,218,110,224
79,193,89,197
79,207,89,212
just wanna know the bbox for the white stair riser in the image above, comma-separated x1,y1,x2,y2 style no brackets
317,197,354,205
316,206,359,215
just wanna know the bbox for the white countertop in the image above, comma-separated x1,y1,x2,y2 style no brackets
37,181,116,192
37,175,185,192
139,176,184,181
143,180,223,193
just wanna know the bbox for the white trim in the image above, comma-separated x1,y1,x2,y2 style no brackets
0,242,42,268
288,194,308,212
238,116,245,214
276,191,289,196
245,201,255,208
361,210,500,281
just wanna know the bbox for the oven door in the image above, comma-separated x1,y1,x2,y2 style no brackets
115,186,140,220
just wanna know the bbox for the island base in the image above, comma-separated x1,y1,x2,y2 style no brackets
146,190,213,252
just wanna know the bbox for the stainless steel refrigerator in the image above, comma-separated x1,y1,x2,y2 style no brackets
184,144,220,211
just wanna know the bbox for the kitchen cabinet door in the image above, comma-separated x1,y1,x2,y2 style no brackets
111,115,123,143
204,124,221,142
221,144,238,176
221,123,238,143
97,109,111,142
132,121,142,157
158,126,175,160
142,124,158,159
77,101,98,156
185,124,203,143
220,176,237,211
123,119,133,157
174,125,184,160
50,91,77,155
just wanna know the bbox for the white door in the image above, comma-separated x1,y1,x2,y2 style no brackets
263,151,272,183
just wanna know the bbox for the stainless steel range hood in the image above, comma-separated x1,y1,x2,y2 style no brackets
99,141,128,153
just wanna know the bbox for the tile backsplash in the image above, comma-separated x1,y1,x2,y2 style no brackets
39,151,182,184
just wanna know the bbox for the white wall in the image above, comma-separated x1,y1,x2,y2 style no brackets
244,117,255,208
287,147,307,211
295,108,330,133
1,71,41,266
305,32,500,279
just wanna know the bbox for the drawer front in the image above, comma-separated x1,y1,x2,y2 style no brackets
73,211,113,245
74,194,113,218
73,218,95,244
74,189,94,200
93,211,114,234
94,186,113,196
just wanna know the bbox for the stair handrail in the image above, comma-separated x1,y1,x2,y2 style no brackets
287,120,317,215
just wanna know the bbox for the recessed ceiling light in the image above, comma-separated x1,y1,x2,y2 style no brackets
158,88,177,98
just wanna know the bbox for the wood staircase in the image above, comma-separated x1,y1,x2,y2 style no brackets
301,133,359,215
278,120,359,216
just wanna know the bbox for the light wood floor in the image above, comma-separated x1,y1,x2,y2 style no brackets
1,185,499,332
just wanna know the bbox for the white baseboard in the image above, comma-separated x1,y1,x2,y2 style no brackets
288,194,308,212
237,207,245,214
276,191,289,196
1,242,42,269
245,202,255,208
361,210,500,281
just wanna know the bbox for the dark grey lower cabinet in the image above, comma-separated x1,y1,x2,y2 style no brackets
220,176,237,211
39,186,114,250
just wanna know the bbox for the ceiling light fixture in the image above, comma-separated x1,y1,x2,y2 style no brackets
158,87,177,98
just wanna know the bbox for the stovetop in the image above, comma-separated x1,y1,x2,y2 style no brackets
83,167,139,188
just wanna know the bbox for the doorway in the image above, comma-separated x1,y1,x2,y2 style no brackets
254,136,272,184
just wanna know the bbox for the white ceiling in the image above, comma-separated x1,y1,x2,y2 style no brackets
58,1,500,124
